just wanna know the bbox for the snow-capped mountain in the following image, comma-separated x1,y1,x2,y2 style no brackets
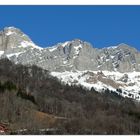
1,27,140,72
0,26,140,100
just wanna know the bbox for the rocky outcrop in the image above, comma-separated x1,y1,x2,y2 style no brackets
0,27,140,73
0,27,33,51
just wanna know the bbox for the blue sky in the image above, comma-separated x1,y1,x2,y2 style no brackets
0,5,140,50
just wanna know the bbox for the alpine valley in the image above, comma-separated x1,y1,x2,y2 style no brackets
1,27,140,134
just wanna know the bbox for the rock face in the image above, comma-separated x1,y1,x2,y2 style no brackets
0,26,140,73
0,27,33,51
1,26,140,101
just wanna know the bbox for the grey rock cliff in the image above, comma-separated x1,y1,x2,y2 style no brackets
0,27,32,51
0,27,140,73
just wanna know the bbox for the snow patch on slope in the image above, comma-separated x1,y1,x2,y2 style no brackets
51,70,140,101
61,41,70,47
6,52,25,58
51,71,116,91
74,45,82,55
20,41,43,50
107,46,118,49
5,30,15,36
48,41,70,52
48,47,57,52
73,44,82,59
0,51,4,56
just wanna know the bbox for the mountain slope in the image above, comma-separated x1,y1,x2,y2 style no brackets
51,70,140,101
0,27,140,101
0,27,140,72
0,58,140,134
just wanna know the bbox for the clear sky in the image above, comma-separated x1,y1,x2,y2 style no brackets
0,5,140,50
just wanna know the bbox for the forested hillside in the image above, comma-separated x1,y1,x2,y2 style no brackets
0,59,140,134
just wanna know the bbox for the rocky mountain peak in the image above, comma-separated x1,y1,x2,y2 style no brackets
0,27,42,54
71,39,83,45
117,43,138,54
0,26,140,73
0,26,140,101
4,26,23,35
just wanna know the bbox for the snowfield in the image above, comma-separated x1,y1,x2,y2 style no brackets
51,70,140,101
